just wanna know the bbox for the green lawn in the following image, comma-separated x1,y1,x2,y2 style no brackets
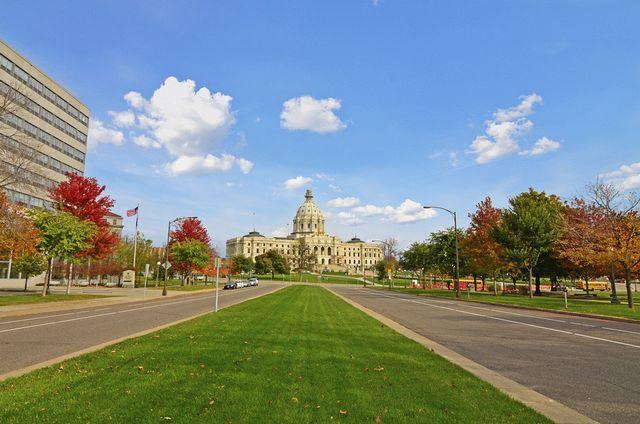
385,287,640,320
0,286,547,423
0,294,107,307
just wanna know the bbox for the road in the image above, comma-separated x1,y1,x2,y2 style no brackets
330,286,640,424
0,283,284,377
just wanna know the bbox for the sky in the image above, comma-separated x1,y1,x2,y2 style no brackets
2,0,640,253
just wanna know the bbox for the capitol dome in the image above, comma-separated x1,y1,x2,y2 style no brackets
293,189,325,236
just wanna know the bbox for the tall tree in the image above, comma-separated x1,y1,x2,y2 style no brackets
29,209,95,296
399,242,434,285
429,228,468,289
587,182,640,309
255,250,290,278
231,255,254,275
464,197,504,293
491,188,565,298
171,218,211,245
49,173,118,259
170,240,211,285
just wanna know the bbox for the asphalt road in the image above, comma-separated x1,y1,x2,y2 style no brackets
0,283,284,377
330,286,640,424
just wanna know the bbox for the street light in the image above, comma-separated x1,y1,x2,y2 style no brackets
424,205,461,299
371,239,384,289
162,216,197,296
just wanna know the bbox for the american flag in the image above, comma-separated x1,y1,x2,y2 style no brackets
126,206,138,217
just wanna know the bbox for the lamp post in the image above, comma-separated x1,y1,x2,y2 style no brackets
162,216,197,296
371,239,384,288
424,206,461,299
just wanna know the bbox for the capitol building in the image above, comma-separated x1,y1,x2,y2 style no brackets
226,190,383,273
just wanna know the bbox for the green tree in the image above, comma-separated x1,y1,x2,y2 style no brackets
231,255,254,275
375,260,389,281
429,228,468,290
254,255,273,276
255,250,290,278
170,239,210,284
491,188,565,298
29,209,96,296
399,242,434,285
13,252,47,291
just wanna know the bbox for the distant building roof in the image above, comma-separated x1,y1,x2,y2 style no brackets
105,211,123,218
244,230,265,238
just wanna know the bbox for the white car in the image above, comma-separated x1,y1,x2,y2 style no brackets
234,280,245,288
248,277,259,286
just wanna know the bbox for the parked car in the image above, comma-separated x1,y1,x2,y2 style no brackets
235,280,245,288
248,277,259,286
223,282,236,290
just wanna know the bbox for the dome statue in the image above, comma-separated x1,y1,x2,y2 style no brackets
293,189,325,236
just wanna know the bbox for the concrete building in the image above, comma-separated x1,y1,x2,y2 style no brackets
105,212,124,237
0,39,89,209
226,190,383,273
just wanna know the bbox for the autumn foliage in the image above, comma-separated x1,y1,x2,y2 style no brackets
49,173,119,259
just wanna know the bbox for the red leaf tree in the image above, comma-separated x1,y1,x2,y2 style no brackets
169,218,212,284
49,173,119,259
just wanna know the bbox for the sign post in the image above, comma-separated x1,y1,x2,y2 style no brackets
143,263,150,298
215,257,220,312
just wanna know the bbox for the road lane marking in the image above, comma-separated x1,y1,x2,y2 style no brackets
0,294,213,326
362,291,640,350
602,326,640,335
0,289,259,333
364,290,640,336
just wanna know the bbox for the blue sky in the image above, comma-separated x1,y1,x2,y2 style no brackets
2,1,640,252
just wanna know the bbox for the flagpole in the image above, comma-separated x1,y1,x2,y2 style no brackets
132,204,139,270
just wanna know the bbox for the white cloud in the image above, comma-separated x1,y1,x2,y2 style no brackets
337,211,363,226
87,119,124,149
133,134,161,149
328,184,342,192
124,91,148,109
283,176,312,191
352,199,437,224
328,197,360,208
315,172,334,181
165,154,254,176
467,94,559,164
113,77,252,175
127,76,235,156
271,226,289,237
601,162,640,191
280,96,346,133
519,137,561,156
108,110,136,128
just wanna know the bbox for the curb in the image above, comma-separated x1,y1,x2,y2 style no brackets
0,285,285,383
326,287,598,424
414,293,640,325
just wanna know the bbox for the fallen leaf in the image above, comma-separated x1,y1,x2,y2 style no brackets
375,416,382,423
339,410,348,415
291,397,299,403
374,367,384,372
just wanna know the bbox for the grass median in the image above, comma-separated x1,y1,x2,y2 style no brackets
0,293,107,307
384,287,640,320
0,285,548,423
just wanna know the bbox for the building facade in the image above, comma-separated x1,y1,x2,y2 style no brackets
0,39,89,209
226,190,383,273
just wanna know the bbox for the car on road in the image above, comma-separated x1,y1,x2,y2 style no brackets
223,282,236,290
247,277,259,286
235,281,246,288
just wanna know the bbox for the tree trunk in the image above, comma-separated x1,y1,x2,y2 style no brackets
66,263,73,295
473,274,477,291
534,274,541,296
584,275,590,297
492,274,497,296
625,267,634,309
42,258,52,297
24,276,28,291
481,276,486,292
511,276,517,288
528,267,533,299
